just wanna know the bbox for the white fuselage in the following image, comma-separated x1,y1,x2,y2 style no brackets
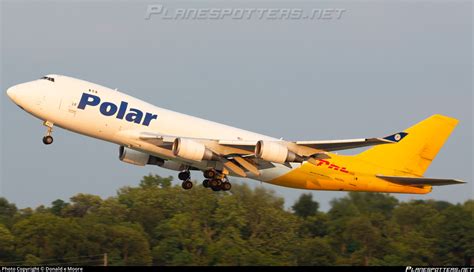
6,75,291,181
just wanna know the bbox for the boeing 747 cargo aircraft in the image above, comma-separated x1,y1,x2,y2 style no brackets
6,75,465,193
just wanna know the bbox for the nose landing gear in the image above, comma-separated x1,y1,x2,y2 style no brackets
42,121,54,145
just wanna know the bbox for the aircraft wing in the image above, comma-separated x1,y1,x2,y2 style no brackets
377,175,466,186
135,131,407,154
129,130,409,177
294,132,408,152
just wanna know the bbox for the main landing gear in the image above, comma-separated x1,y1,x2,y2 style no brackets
179,169,232,191
202,169,232,192
178,170,193,190
42,121,54,145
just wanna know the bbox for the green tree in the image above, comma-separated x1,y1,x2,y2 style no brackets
298,213,329,238
234,186,299,265
0,224,15,261
397,230,435,265
343,216,382,265
23,254,42,265
12,213,91,264
345,192,398,218
152,213,209,266
296,237,336,265
0,197,17,226
1,173,472,267
140,174,172,188
208,226,252,266
328,196,360,220
393,201,440,235
91,198,129,224
50,199,69,216
107,224,152,266
63,194,103,217
434,205,474,265
292,194,319,218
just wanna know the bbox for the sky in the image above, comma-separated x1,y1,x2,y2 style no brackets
1,0,472,211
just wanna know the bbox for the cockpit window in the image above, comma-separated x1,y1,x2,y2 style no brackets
40,76,55,82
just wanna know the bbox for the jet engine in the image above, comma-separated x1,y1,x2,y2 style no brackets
255,141,303,164
119,146,163,166
172,138,217,161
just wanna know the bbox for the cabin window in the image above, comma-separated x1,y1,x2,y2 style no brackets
40,76,55,82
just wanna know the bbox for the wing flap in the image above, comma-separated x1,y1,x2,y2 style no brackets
220,158,247,177
233,157,260,176
377,175,466,186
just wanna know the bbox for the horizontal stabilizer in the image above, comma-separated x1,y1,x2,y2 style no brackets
377,175,466,186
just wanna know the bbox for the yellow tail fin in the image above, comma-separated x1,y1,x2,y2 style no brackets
357,114,459,176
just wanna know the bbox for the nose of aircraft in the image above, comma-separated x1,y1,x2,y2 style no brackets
6,86,18,103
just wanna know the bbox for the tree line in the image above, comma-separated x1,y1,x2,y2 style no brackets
0,174,472,266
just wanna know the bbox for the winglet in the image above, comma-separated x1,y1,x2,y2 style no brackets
383,132,408,143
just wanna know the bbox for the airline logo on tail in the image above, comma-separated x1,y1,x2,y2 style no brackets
78,93,158,126
383,132,408,142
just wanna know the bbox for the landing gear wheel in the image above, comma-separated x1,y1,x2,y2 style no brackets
221,182,232,191
209,179,220,188
211,186,221,192
181,180,193,190
42,135,54,145
203,179,210,188
204,170,216,179
178,171,191,181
